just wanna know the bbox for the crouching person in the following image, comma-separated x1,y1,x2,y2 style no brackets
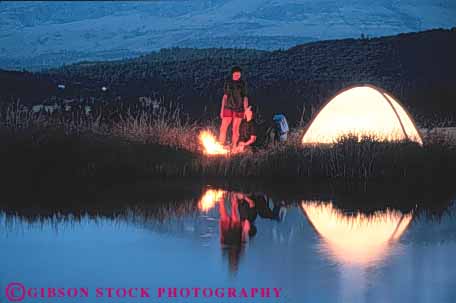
235,106,257,153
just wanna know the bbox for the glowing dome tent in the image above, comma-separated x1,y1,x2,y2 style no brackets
300,201,413,266
302,85,423,145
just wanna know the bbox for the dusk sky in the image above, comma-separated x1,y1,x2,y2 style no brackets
1,0,455,69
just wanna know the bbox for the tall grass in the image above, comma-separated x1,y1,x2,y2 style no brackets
1,101,455,187
110,101,201,151
0,101,101,133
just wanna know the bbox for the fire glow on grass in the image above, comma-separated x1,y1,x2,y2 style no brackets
198,188,226,212
199,130,229,156
301,201,413,267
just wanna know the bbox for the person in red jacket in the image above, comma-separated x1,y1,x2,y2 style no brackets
219,66,249,149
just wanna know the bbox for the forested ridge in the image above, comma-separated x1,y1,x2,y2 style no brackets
1,28,455,126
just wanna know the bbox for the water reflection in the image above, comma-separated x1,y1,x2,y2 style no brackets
301,201,413,267
300,201,415,303
0,185,455,303
198,189,225,212
197,188,287,272
196,188,415,273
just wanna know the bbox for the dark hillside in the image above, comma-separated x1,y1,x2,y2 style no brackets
1,29,455,125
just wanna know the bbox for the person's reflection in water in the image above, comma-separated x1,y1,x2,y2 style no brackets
236,192,258,237
218,191,287,272
249,193,287,222
219,192,252,273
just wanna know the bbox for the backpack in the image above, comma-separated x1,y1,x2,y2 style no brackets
249,113,290,148
272,114,289,142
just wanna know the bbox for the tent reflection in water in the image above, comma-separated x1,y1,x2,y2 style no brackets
300,201,413,267
302,84,423,145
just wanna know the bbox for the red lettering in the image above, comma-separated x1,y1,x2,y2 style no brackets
80,288,89,298
12,287,22,299
96,288,104,297
157,288,165,298
180,288,190,298
240,288,248,298
251,288,258,297
106,287,114,298
58,288,65,297
67,288,78,298
192,287,200,297
273,287,283,298
128,288,137,298
202,288,213,297
261,288,271,298
27,288,37,298
215,288,224,298
116,288,126,298
168,288,177,297
48,288,56,298
140,288,150,298
228,288,236,297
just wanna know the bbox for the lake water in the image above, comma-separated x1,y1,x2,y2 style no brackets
1,185,456,303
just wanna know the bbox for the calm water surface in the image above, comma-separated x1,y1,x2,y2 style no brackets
1,186,456,303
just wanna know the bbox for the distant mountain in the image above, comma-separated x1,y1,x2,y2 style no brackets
1,0,455,70
1,29,456,127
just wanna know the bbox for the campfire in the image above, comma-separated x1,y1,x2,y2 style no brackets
198,130,248,156
198,130,229,155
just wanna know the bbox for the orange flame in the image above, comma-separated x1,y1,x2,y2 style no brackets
199,130,229,155
198,188,226,212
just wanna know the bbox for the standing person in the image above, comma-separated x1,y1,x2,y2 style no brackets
219,66,249,149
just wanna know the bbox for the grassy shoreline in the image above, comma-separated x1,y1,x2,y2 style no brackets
1,102,456,195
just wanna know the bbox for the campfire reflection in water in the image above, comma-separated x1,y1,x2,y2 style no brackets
197,188,286,272
197,188,414,274
1,184,454,303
